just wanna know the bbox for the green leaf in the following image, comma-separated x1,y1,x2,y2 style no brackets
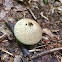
44,0,47,5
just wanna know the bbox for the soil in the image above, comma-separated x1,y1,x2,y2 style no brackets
0,0,62,62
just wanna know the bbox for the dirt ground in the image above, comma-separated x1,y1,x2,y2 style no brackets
0,0,62,62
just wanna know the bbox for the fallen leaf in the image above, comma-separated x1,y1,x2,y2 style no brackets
43,28,55,37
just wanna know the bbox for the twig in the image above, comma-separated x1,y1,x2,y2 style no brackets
34,45,46,49
30,48,62,60
0,48,14,57
0,33,7,42
40,12,49,20
26,7,37,21
29,49,41,52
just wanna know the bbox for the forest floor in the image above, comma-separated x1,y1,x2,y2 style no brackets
0,0,62,62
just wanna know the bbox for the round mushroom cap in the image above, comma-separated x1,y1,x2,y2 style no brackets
14,18,42,45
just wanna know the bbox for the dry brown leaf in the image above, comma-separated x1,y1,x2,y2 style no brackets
43,28,55,37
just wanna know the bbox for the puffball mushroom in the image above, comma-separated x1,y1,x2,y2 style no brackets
14,18,42,45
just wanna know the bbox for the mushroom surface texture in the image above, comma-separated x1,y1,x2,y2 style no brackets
14,18,42,45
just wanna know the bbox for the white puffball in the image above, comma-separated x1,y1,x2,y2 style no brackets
14,18,42,45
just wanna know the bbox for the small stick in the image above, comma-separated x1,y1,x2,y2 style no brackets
34,45,46,49
0,33,7,42
26,7,37,21
30,48,62,60
40,12,49,20
29,49,41,52
0,48,14,57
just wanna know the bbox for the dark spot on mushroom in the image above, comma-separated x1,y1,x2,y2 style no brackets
26,23,27,25
28,22,33,27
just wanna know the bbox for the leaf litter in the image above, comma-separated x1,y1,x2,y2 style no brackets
0,0,62,62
